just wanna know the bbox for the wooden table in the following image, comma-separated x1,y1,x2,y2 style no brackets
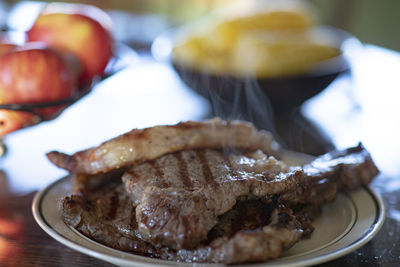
1,34,400,266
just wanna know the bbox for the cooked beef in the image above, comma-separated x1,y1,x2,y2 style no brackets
71,167,128,194
174,204,305,264
61,184,308,264
47,118,279,176
59,144,378,264
124,144,378,250
281,143,379,205
135,186,217,250
60,182,160,257
126,148,297,249
123,149,288,206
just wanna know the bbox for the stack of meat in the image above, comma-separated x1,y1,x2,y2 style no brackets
48,118,379,264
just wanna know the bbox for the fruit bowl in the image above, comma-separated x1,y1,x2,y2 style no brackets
152,26,358,115
0,41,137,157
0,79,91,121
0,40,136,118
0,2,140,157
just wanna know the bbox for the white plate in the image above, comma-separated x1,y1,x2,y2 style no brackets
32,173,385,267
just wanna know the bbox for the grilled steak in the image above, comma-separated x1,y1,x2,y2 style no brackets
60,182,309,264
52,118,379,264
123,144,378,250
175,203,305,263
60,180,159,257
47,118,279,176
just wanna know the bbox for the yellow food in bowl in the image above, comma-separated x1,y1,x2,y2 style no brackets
232,30,341,77
213,9,313,53
172,1,341,78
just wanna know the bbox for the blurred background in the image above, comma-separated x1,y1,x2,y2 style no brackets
311,0,400,52
1,2,400,266
1,0,400,183
1,0,399,51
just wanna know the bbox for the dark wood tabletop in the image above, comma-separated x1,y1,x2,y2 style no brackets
1,18,400,266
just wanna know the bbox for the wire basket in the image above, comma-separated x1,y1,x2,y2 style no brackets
0,41,138,157
0,80,94,121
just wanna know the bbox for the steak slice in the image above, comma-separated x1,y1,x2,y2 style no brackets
175,204,305,264
281,143,379,205
60,182,159,257
124,144,378,250
61,181,307,264
47,118,279,176
60,144,378,264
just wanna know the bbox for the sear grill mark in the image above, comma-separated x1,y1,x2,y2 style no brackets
174,151,193,188
197,150,214,184
150,160,169,188
106,192,119,220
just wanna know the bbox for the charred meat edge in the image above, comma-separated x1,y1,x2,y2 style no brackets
47,118,279,176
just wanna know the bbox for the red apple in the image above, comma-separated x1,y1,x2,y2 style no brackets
0,47,78,135
0,110,38,136
0,43,18,56
0,43,33,136
26,3,114,83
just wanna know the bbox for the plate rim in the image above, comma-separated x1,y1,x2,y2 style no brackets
273,186,385,266
32,176,385,267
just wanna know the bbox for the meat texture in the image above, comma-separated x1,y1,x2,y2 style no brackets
47,118,279,175
61,184,306,264
53,117,379,264
60,182,159,257
60,144,378,264
123,144,378,251
175,205,304,263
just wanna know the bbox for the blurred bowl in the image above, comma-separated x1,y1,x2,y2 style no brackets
152,26,359,114
0,41,138,137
